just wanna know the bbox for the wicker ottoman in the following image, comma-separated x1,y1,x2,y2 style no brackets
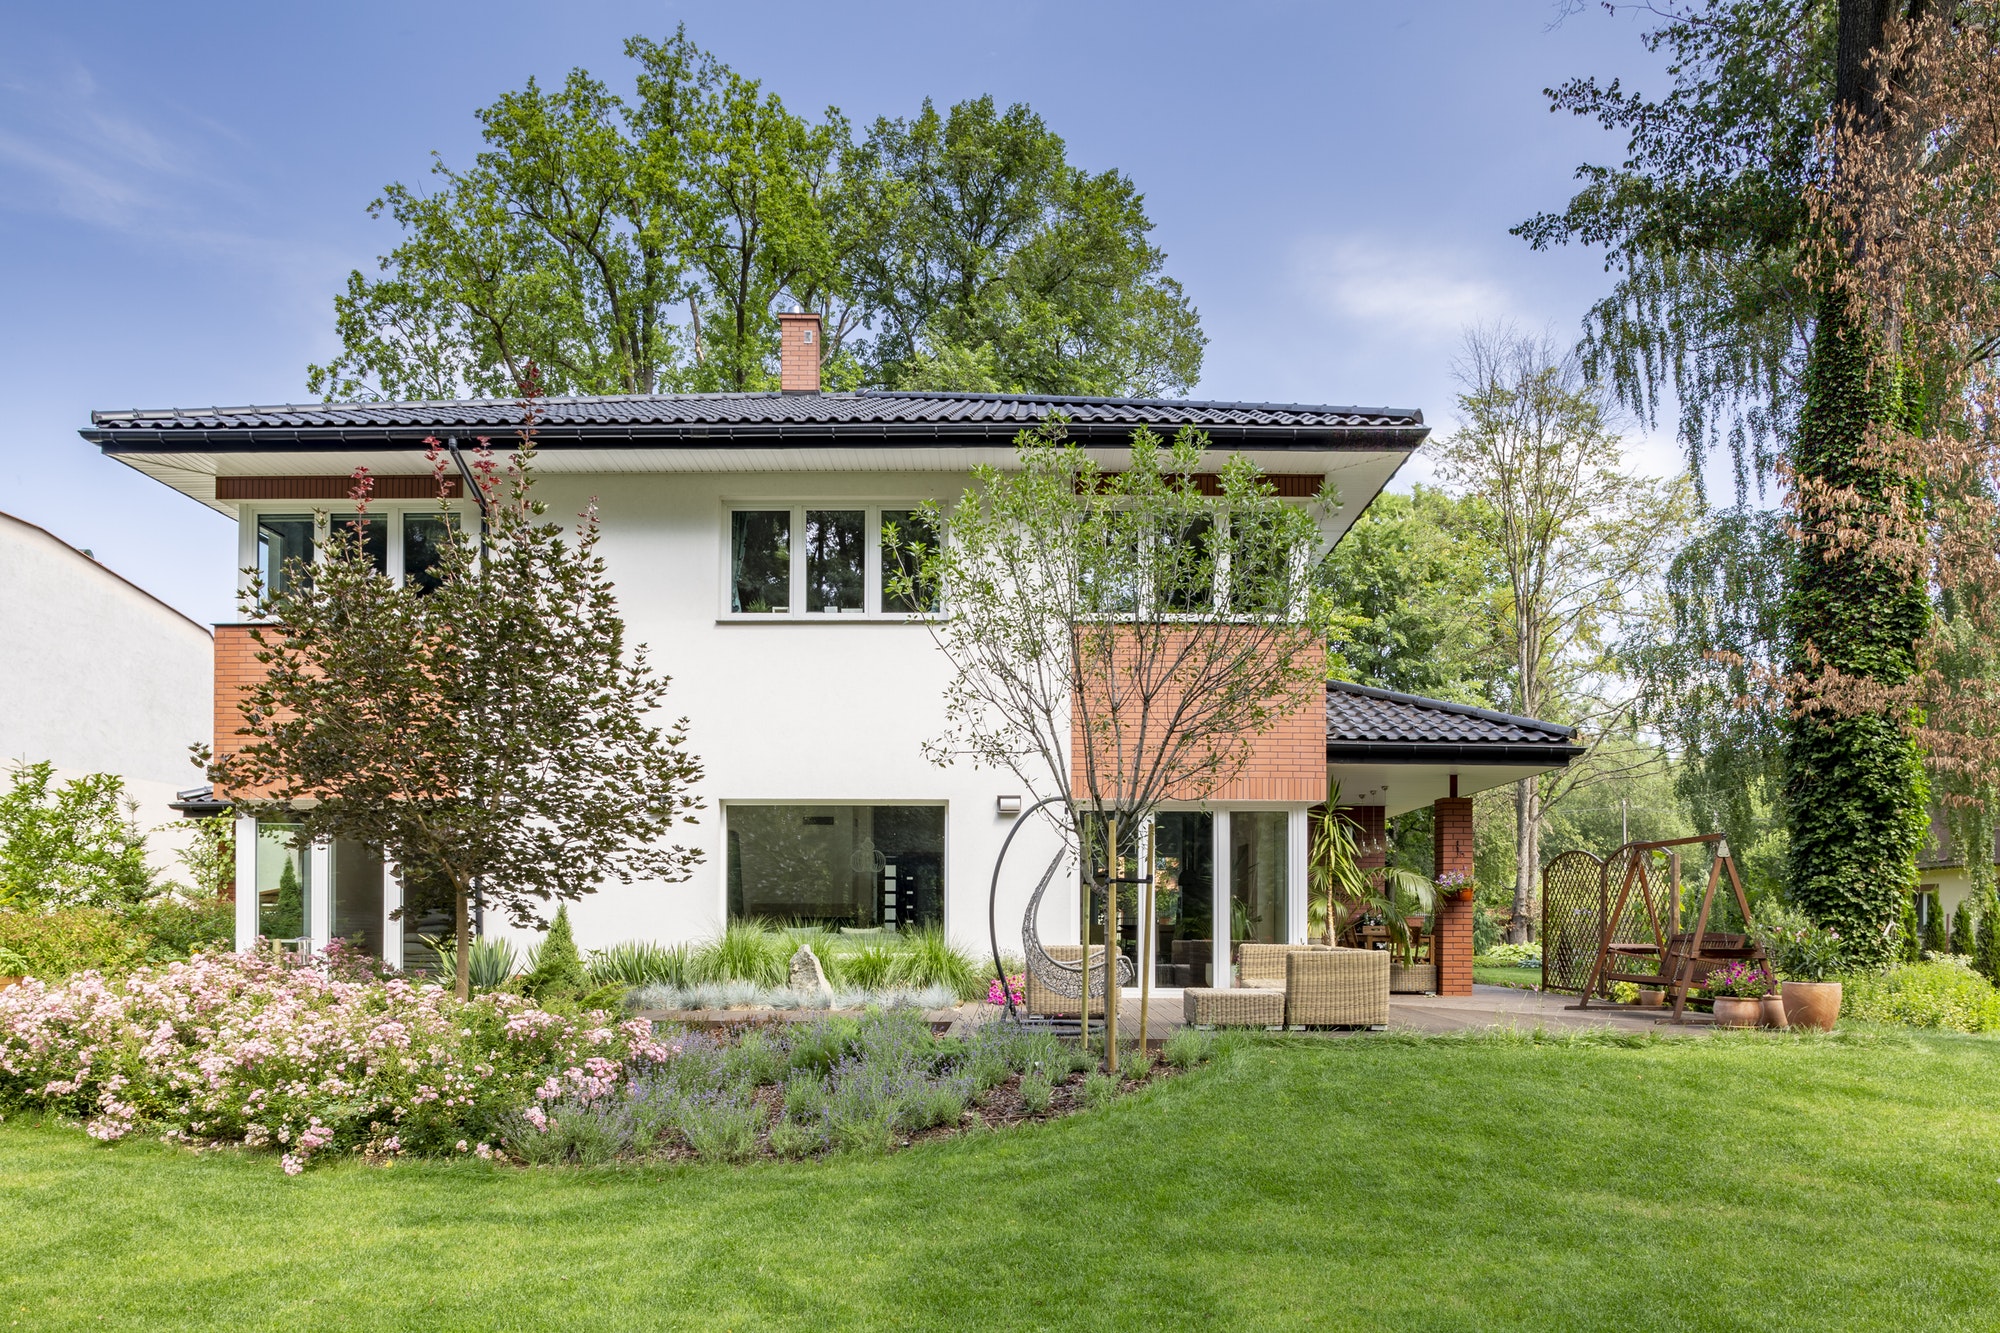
1183,987,1285,1029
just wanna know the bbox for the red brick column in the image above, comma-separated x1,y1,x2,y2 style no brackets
1432,797,1475,996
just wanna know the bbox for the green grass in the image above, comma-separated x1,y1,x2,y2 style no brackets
5,1029,2000,1330
1473,963,1540,989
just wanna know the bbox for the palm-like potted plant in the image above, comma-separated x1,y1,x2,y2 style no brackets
1309,781,1438,992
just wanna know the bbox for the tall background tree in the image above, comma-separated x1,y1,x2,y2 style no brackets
309,29,1202,402
1433,326,1694,940
1526,0,1943,956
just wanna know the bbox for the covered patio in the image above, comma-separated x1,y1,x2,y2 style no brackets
1319,681,1584,996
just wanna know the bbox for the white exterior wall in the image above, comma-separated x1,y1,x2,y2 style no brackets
547,468,1076,959
228,466,1327,965
0,512,214,873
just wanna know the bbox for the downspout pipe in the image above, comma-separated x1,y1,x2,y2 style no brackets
444,436,490,938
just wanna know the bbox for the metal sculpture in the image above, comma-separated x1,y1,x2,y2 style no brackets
988,795,1134,1022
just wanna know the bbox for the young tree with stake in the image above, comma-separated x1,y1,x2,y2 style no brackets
892,418,1336,1068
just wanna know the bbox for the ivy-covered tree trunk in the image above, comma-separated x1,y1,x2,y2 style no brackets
1784,292,1929,964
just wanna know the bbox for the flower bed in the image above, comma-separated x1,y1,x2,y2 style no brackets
0,952,1212,1171
0,952,669,1172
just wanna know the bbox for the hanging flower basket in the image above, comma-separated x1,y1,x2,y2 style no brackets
1435,870,1474,903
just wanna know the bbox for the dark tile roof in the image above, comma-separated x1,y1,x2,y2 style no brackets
1326,680,1583,764
83,390,1426,452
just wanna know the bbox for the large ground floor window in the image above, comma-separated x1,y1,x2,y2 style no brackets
726,805,945,930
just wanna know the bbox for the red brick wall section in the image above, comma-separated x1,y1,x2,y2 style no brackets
211,624,286,800
778,312,821,393
1432,796,1474,996
1071,630,1327,804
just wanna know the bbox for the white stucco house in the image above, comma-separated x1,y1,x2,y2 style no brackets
0,509,214,874
81,314,1581,994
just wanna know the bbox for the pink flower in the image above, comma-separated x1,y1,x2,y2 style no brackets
281,1154,303,1176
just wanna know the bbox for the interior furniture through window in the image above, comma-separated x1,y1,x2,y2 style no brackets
726,804,945,929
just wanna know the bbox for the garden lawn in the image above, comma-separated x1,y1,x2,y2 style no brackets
1472,963,1539,990
5,1028,1999,1332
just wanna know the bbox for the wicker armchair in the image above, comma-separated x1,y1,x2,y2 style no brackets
1284,948,1389,1028
1237,942,1328,988
1024,944,1110,1017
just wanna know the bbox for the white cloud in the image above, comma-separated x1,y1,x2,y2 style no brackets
1290,235,1512,340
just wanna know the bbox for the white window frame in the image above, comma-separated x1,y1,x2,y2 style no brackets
718,501,942,622
238,500,474,604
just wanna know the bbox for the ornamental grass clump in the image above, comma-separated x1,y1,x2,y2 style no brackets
0,951,675,1173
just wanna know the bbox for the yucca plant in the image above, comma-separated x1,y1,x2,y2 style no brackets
1308,778,1434,962
419,933,518,991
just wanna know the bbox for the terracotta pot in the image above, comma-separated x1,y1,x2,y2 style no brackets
1760,991,1789,1029
1636,988,1666,1008
1712,996,1762,1028
0,976,20,991
1449,887,1475,903
1782,980,1842,1032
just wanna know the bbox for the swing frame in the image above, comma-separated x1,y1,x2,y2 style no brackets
1572,832,1766,1023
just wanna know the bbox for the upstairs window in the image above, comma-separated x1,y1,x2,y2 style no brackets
402,513,458,594
804,510,865,612
731,510,791,613
256,515,316,596
726,504,939,618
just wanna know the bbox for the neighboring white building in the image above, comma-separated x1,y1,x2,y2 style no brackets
0,509,214,874
83,316,1580,991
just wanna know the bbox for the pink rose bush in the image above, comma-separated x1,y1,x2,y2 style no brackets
0,951,674,1171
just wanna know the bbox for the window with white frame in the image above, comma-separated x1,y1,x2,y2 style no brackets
725,504,940,617
246,507,465,604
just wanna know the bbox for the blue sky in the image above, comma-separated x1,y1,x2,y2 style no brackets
1,1,1677,624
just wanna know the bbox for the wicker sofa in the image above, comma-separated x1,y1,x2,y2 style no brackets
1185,942,1390,1029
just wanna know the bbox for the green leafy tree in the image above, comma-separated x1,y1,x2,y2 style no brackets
170,814,236,901
1921,894,1947,955
1520,0,1837,490
899,417,1336,1066
1323,486,1505,702
1950,901,1975,956
860,96,1205,396
267,859,304,941
1780,0,1932,966
309,34,1199,402
207,392,706,999
0,762,157,911
1436,326,1696,939
1630,507,1792,889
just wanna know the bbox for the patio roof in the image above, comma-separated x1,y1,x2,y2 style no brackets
1325,680,1584,767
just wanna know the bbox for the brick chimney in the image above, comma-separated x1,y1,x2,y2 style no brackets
778,309,822,394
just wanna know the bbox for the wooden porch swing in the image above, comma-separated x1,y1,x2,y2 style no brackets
1570,833,1767,1023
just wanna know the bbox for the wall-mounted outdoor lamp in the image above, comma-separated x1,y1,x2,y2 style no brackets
995,795,1022,818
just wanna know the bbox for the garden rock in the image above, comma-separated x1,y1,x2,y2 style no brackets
789,946,833,1002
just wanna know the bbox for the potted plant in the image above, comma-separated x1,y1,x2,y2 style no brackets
1764,921,1846,1031
1435,869,1474,903
1306,782,1436,990
1704,961,1775,1028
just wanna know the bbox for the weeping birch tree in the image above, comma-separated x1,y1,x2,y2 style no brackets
892,418,1337,1066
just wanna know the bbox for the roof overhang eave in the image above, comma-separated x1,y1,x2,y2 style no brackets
80,421,1432,455
1325,742,1588,767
